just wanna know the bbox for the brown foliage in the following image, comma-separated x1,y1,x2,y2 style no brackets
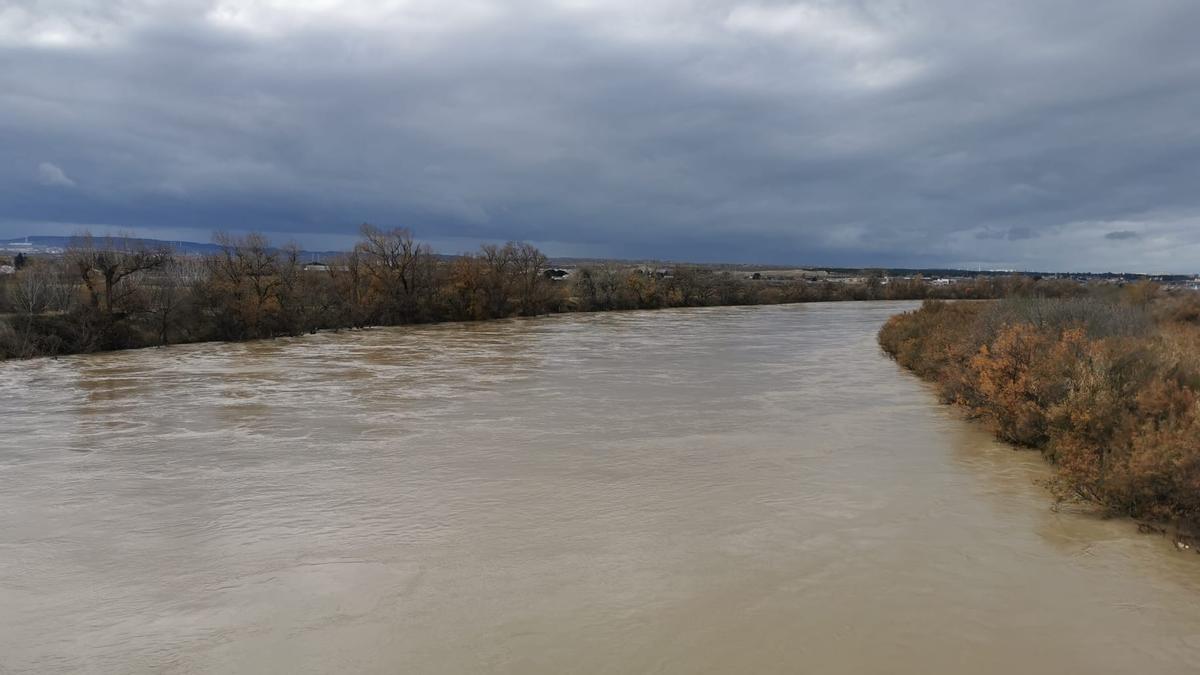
881,294,1200,529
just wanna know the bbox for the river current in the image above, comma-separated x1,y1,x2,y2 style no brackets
2,302,1198,673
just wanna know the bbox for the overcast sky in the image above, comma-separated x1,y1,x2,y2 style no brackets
3,1,1199,271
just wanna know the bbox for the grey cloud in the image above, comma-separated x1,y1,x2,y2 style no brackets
2,1,1200,270
36,161,75,187
1105,230,1140,241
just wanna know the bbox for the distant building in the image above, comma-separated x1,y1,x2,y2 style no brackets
633,265,673,278
303,262,330,272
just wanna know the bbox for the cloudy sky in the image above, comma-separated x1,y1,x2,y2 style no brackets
3,1,1199,271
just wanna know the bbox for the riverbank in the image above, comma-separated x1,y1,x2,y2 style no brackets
1,228,1054,361
878,290,1200,535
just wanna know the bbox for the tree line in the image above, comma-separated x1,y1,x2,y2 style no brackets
2,226,1048,359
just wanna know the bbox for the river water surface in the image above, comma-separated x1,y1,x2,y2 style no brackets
2,302,1199,674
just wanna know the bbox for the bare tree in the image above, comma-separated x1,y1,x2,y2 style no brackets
275,243,306,336
8,260,72,357
444,254,488,320
208,232,281,338
11,261,54,317
147,256,204,346
509,242,550,316
329,249,373,328
479,243,514,317
66,232,171,318
356,224,433,323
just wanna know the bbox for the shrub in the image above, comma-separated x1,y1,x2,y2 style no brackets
881,293,1200,530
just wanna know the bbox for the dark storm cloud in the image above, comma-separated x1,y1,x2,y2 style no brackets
2,1,1200,270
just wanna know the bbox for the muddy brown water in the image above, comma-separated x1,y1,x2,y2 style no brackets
2,302,1198,674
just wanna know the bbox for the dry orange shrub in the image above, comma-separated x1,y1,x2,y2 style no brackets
881,295,1200,529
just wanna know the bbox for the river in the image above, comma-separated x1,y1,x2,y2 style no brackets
2,302,1198,674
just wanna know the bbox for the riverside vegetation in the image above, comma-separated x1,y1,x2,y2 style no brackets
0,226,1033,360
879,287,1200,533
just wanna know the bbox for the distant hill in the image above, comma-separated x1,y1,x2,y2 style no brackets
2,235,1191,280
0,235,343,260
